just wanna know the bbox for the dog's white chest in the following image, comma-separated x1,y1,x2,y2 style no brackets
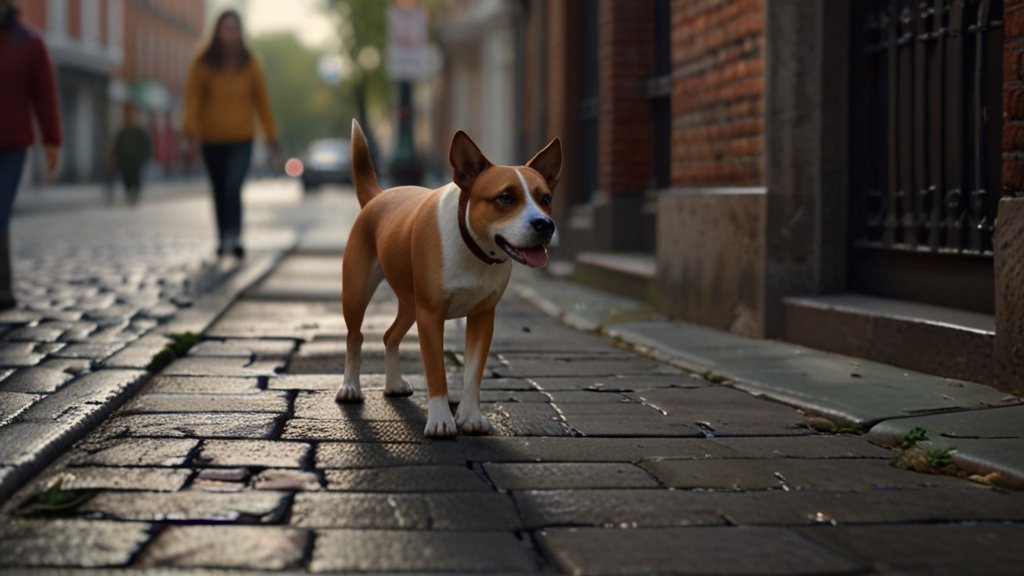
437,185,511,319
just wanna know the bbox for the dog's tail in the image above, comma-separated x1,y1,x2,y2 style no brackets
351,119,381,209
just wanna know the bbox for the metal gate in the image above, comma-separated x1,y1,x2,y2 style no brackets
848,0,1004,313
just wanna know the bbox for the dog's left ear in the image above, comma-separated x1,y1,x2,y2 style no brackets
450,130,493,192
527,137,562,192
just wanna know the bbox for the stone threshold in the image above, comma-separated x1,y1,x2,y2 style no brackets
0,250,290,504
572,251,657,305
783,293,996,386
512,268,1024,485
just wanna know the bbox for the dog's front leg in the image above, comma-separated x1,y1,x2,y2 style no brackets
417,307,457,437
455,306,495,434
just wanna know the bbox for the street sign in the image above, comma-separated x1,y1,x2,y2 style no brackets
387,5,429,81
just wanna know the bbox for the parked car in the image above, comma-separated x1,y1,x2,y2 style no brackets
301,138,351,192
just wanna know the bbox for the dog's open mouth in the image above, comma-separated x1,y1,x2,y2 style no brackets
495,235,549,267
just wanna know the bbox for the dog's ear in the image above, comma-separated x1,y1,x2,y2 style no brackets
450,130,493,192
527,137,562,192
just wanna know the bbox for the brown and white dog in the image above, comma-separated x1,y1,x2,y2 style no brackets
338,120,561,437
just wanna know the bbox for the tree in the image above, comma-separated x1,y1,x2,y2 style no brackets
251,32,352,155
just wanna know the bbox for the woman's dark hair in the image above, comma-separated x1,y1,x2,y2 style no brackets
200,10,251,70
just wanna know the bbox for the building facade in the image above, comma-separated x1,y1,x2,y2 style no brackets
513,0,1023,394
19,0,205,182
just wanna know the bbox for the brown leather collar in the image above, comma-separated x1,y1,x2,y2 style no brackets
457,193,503,265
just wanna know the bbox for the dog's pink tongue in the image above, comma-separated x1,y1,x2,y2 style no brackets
522,245,549,267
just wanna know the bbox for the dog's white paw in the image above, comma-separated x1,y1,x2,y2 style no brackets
383,378,414,398
335,384,364,403
455,406,493,435
424,396,457,438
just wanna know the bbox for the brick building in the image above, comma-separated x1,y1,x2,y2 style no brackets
19,1,205,181
496,0,1023,394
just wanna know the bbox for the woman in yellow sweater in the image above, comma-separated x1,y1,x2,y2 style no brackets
183,10,278,258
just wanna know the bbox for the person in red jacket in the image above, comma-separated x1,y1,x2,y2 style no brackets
0,0,61,309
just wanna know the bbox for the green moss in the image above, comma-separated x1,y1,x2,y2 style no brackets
16,480,97,517
146,331,202,372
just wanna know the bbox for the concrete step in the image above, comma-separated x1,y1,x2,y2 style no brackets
783,293,996,387
572,252,657,305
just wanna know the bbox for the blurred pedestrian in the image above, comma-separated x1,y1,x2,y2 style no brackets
182,9,279,259
113,104,151,206
0,0,61,309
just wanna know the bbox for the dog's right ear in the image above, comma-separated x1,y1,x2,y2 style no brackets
450,130,493,192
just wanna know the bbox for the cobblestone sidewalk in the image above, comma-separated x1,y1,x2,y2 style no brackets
1,251,1023,574
0,188,296,502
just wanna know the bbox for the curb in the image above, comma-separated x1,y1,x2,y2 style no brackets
0,249,290,504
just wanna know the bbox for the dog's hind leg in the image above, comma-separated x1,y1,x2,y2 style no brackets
382,300,415,397
337,253,382,403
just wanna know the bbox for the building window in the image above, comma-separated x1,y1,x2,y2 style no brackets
82,0,100,46
47,0,67,38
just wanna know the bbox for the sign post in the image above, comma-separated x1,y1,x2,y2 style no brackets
387,1,428,185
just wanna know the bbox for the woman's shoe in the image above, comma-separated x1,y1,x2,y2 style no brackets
232,246,245,259
0,296,16,311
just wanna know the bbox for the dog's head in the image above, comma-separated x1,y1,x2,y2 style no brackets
449,131,562,267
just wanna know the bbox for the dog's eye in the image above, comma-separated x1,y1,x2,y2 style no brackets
539,193,552,207
496,192,514,205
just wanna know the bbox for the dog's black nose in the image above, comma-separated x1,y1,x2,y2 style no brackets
531,217,555,237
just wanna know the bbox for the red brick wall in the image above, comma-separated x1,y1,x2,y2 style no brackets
545,0,582,224
1005,0,1024,195
598,0,654,197
20,2,46,31
670,0,765,187
67,0,81,40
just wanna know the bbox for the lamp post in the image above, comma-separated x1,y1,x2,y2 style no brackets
386,0,427,185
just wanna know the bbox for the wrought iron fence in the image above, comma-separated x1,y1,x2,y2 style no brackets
850,0,1004,256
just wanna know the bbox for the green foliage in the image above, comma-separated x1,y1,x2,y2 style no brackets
252,32,352,155
899,427,930,450
147,332,202,372
16,480,97,517
701,370,731,384
924,446,954,469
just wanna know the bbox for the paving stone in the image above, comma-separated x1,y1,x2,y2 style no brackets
291,492,522,530
266,373,345,391
0,519,152,568
553,401,667,417
252,469,322,491
632,386,814,436
282,418,423,443
71,438,200,467
310,530,537,573
17,370,148,425
3,324,66,342
101,335,171,369
143,376,262,395
96,413,281,439
316,442,467,468
207,301,346,339
323,465,490,492
122,392,289,414
493,354,679,378
159,357,284,378
33,466,191,492
531,374,707,391
188,338,297,359
0,391,40,425
0,342,46,368
563,414,705,437
711,436,895,459
136,525,309,570
195,440,311,468
640,458,967,491
0,366,75,393
800,524,1024,576
79,491,290,523
540,526,864,575
514,489,728,529
458,436,741,463
545,390,645,404
196,468,250,482
51,341,128,361
484,462,659,490
706,488,1024,526
488,408,579,437
294,391,424,421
